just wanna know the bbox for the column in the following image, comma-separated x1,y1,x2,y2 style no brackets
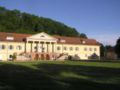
23,38,27,53
35,41,39,52
28,41,33,53
24,41,27,53
51,42,54,53
41,42,44,53
46,42,50,53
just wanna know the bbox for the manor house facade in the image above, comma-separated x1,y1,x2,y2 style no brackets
0,32,100,61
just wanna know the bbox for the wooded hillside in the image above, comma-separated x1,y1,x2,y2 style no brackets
0,7,87,38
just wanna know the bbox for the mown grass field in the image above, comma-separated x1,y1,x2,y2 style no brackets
0,60,120,90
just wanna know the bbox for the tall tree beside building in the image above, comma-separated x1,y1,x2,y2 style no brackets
115,37,120,58
100,43,105,58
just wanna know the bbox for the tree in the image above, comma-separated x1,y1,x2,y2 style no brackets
79,33,87,38
100,43,105,58
0,6,88,37
115,37,120,58
12,53,17,61
105,45,113,51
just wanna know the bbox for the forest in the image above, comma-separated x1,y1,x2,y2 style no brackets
0,6,87,38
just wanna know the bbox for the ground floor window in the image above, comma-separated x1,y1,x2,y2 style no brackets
16,45,22,50
9,55,13,61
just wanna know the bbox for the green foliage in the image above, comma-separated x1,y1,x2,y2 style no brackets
79,33,87,38
0,6,87,37
12,53,17,61
115,37,120,58
100,43,105,57
105,45,114,52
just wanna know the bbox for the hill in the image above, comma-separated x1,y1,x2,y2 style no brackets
0,6,87,38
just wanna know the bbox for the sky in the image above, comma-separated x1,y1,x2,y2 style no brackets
0,0,120,46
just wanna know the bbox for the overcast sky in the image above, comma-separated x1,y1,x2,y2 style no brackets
0,0,120,46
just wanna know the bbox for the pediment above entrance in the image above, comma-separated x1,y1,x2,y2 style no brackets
26,32,57,42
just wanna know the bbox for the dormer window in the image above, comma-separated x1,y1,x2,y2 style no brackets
60,40,66,43
6,36,14,40
80,40,86,44
58,38,66,43
82,41,86,44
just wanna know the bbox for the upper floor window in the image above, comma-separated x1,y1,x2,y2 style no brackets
64,47,67,50
70,47,73,51
94,48,97,51
84,47,87,51
8,45,14,50
75,47,79,51
0,45,6,50
89,48,92,51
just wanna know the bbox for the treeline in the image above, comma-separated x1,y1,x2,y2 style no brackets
0,6,87,38
100,37,120,59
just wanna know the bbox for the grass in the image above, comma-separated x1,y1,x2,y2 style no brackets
0,60,120,90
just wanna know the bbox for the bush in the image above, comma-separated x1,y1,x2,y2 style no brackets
12,54,17,61
89,53,99,60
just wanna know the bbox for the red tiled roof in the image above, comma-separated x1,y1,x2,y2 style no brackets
0,32,100,45
0,32,31,42
54,35,100,45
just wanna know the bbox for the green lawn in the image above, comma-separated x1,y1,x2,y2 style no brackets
0,60,120,90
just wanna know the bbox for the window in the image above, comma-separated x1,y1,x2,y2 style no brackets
94,48,97,51
82,41,86,44
64,47,67,50
84,48,87,51
16,45,22,50
9,55,13,61
6,36,14,40
2,45,5,49
70,47,73,51
85,54,87,57
8,45,14,50
57,46,61,50
89,48,92,51
0,45,6,50
75,47,79,51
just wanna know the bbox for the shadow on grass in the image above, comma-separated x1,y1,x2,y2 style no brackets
0,63,120,90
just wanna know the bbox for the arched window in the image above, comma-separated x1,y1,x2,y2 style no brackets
70,47,73,51
89,48,92,51
64,47,67,50
16,45,22,50
84,47,87,51
75,47,79,51
0,45,6,50
94,48,97,51
8,45,14,50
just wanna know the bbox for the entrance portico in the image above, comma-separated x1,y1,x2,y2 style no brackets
24,32,57,60
27,41,55,53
